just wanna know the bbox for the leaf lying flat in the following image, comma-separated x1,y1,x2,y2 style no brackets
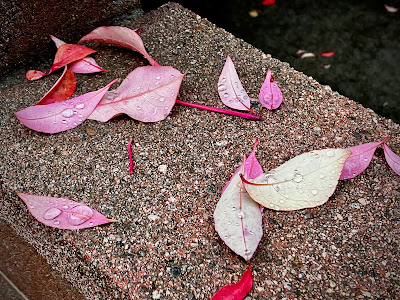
49,44,97,73
88,66,183,123
384,143,400,175
218,55,251,111
18,193,117,230
78,26,158,66
211,265,252,300
242,149,351,211
15,79,117,133
259,69,283,110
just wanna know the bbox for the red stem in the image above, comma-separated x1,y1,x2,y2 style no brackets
128,138,133,174
176,99,261,121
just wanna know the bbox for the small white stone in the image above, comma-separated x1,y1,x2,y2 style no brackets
158,164,167,174
152,290,161,299
148,214,159,221
358,198,367,206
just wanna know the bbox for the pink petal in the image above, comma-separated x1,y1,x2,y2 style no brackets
384,143,400,175
18,193,117,230
384,4,398,13
78,26,158,66
320,51,335,57
211,265,252,299
26,70,47,81
218,55,252,111
15,79,117,133
300,52,316,59
261,0,275,5
259,69,283,110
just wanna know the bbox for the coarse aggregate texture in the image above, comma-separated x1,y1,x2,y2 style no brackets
1,2,399,299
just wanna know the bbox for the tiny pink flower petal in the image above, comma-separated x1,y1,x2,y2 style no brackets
384,4,398,13
320,51,335,57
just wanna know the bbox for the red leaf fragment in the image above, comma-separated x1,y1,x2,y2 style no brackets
384,143,400,175
320,51,335,57
211,265,253,300
26,70,46,81
35,66,77,105
261,0,275,5
50,44,97,73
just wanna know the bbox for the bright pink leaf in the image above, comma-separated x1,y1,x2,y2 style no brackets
320,51,335,57
128,138,134,174
259,69,283,110
35,66,77,105
78,26,158,66
88,66,183,123
15,79,117,133
26,70,46,81
50,44,97,73
18,193,117,230
384,143,400,175
384,4,398,13
340,137,388,180
211,265,252,299
218,55,252,111
261,0,275,5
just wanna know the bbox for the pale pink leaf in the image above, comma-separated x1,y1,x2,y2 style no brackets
18,193,117,230
300,52,316,59
211,265,252,299
320,51,335,57
384,143,400,175
259,69,283,109
88,66,183,123
340,138,388,180
78,26,158,66
15,79,117,133
218,55,252,111
384,4,398,13
50,35,65,48
26,70,46,81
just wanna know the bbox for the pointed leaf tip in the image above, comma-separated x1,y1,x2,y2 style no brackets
211,265,252,299
50,44,97,74
384,143,400,175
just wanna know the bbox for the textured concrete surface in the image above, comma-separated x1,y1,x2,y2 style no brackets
0,0,141,75
1,2,399,299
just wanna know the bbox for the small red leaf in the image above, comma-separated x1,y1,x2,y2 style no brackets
261,0,275,5
50,44,97,73
35,66,77,105
211,265,252,300
26,70,46,81
384,143,400,175
128,138,134,174
320,51,335,57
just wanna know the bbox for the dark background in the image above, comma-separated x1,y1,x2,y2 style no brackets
144,0,400,123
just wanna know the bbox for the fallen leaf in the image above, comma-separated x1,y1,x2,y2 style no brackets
218,55,252,111
340,137,388,180
384,143,400,175
18,193,117,230
78,26,158,66
321,64,331,69
384,4,398,13
259,69,283,109
242,148,351,211
15,79,117,133
261,0,275,5
320,51,335,57
211,265,252,299
35,66,77,105
300,52,316,59
26,70,47,81
88,66,183,123
49,44,97,73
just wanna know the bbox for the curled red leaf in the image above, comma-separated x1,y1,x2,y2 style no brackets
50,44,97,73
211,265,252,299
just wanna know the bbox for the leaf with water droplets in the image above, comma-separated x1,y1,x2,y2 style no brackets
15,79,117,133
218,55,252,111
259,69,283,110
18,193,117,230
242,148,351,211
49,44,97,74
78,26,158,66
211,265,252,299
340,137,388,180
214,158,263,261
88,66,183,123
34,66,77,105
384,143,400,176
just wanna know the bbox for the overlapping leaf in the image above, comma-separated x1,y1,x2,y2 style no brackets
211,265,252,299
49,44,97,73
259,69,283,110
384,143,400,175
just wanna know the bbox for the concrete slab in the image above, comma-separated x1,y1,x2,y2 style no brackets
1,2,399,299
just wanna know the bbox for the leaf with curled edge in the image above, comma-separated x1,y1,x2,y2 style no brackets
18,193,117,230
211,265,252,300
15,79,117,133
78,26,158,66
49,44,97,73
88,66,184,123
242,148,351,211
259,69,283,110
384,143,400,176
339,137,389,180
218,55,252,111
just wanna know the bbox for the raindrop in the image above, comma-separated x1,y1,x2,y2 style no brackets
155,76,161,80
319,174,325,179
62,120,67,124
30,205,35,209
152,108,158,115
159,97,165,102
73,122,77,126
235,223,240,227
54,220,60,225
136,86,141,90
234,81,239,88
171,93,175,97
79,114,84,118
136,106,142,110
223,93,229,98
67,205,93,225
363,158,368,162
220,78,226,83
326,150,335,157
298,190,304,194
238,211,245,219
53,121,57,124
249,231,254,235
43,207,62,220
62,205,69,209
311,190,318,195
89,222,94,226
218,84,227,92
274,186,280,191
73,111,77,115
75,103,85,109
61,109,74,118
244,250,251,255
280,199,284,203
293,174,303,183
232,206,237,211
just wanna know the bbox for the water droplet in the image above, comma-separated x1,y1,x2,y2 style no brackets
298,190,304,194
73,111,77,115
218,84,227,92
54,220,60,225
293,174,303,183
29,205,35,209
53,121,57,124
62,120,67,124
155,76,161,80
363,158,368,162
311,189,318,195
67,205,93,225
235,223,240,226
43,207,62,220
89,222,94,226
136,106,142,110
220,78,226,83
319,174,325,179
249,231,254,235
244,249,251,255
326,150,335,157
62,205,69,209
274,186,280,191
155,81,160,86
79,114,84,118
75,103,85,109
171,93,175,97
61,108,74,118
232,206,237,211
223,93,229,98
136,86,141,90
159,97,165,102
238,211,245,219
73,122,77,126
234,81,239,88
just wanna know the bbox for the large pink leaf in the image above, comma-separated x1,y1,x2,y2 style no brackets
340,137,388,180
384,143,400,175
88,66,183,123
259,69,283,110
15,79,117,133
18,193,117,230
218,55,252,111
78,26,158,66
211,265,252,299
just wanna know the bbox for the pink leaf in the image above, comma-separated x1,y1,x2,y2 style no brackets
78,26,158,66
18,193,117,230
218,55,252,111
320,51,335,57
300,52,316,59
340,137,389,180
259,69,283,110
26,70,47,81
211,265,252,299
49,44,97,74
384,143,400,175
88,66,183,123
15,79,117,133
261,0,275,5
384,4,398,13
35,66,77,105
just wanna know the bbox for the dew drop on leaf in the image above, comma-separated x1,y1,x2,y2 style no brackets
293,174,303,183
326,150,335,157
67,205,94,225
238,211,245,219
61,108,74,118
218,84,227,92
75,103,85,109
54,220,60,225
62,120,67,124
311,190,318,195
43,207,62,220
159,97,165,102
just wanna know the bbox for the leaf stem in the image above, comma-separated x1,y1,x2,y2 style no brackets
176,99,261,120
128,138,133,174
